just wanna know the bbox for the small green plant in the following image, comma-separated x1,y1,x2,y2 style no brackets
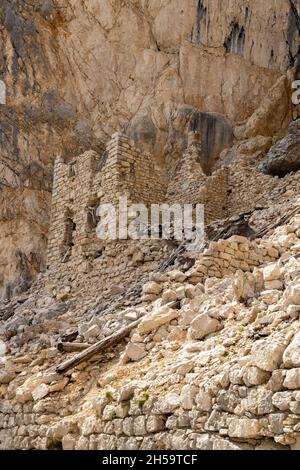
120,400,130,408
137,391,150,408
110,411,118,420
105,390,115,402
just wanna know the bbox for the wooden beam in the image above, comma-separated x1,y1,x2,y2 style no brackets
56,318,142,374
57,342,90,353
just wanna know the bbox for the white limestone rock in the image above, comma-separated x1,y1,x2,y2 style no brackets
146,415,165,433
62,434,76,451
102,404,117,421
262,262,282,282
251,336,287,372
155,393,180,414
180,385,198,410
283,331,300,368
272,392,293,411
228,418,261,439
233,270,256,303
81,416,97,436
0,370,15,384
167,270,187,282
125,343,147,362
241,388,274,415
283,368,300,389
242,366,270,387
31,383,49,401
16,371,59,403
161,289,178,305
171,360,195,376
142,281,163,295
149,272,168,283
137,305,179,335
83,324,101,341
0,340,7,357
286,305,300,318
188,313,221,341
195,389,213,412
282,282,300,306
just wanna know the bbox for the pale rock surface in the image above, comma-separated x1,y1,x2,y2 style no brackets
283,369,300,390
251,337,287,372
124,343,147,362
137,305,179,335
31,384,50,401
0,0,296,295
188,313,221,341
283,332,300,368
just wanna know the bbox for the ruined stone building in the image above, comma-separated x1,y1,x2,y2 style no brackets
46,122,300,295
45,129,231,290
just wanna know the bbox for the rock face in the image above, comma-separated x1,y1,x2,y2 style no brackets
0,0,298,296
1,2,300,451
259,131,300,176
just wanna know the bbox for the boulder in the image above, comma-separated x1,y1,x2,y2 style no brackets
180,385,198,410
272,391,293,411
142,282,163,295
242,366,270,387
155,393,180,414
62,434,76,451
15,371,59,403
283,331,300,368
0,370,15,384
251,336,287,372
31,383,49,401
161,289,178,305
233,270,256,303
119,382,144,402
258,133,300,177
283,369,300,389
171,360,195,375
282,282,300,306
137,305,179,335
262,262,282,282
83,324,101,341
146,415,165,433
188,313,221,341
241,388,274,415
228,418,261,439
195,389,213,412
167,270,187,282
125,343,147,362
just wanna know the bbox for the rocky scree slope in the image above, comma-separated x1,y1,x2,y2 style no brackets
1,200,300,450
0,0,299,298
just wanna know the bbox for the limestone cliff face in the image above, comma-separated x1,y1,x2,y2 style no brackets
0,0,299,298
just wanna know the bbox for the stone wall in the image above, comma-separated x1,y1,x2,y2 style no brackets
47,133,165,266
166,132,228,224
228,161,300,216
45,132,170,296
2,214,300,451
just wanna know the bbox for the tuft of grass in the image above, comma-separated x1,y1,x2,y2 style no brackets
105,390,115,401
110,411,118,420
137,391,150,408
120,400,130,408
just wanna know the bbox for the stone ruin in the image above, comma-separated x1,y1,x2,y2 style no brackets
46,127,300,295
46,131,229,287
